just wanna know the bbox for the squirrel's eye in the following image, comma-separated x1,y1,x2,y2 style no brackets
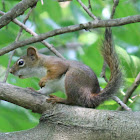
17,59,25,67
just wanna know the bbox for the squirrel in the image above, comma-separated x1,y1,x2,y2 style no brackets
10,28,122,108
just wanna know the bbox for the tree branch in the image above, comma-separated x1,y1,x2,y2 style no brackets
0,82,51,114
0,0,38,29
112,96,132,111
111,0,119,19
0,15,140,56
0,82,140,140
88,0,92,11
77,0,98,20
118,72,140,110
0,11,65,59
0,111,140,140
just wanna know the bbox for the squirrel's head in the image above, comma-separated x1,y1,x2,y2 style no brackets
10,46,43,79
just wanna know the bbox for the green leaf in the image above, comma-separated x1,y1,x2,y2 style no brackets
0,101,40,132
44,0,62,22
116,46,140,78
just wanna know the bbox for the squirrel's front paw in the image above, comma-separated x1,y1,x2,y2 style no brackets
39,79,47,88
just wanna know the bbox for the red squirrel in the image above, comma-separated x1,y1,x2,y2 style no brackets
10,28,122,108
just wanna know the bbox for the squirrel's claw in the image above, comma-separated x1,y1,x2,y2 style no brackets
39,78,47,88
46,95,60,104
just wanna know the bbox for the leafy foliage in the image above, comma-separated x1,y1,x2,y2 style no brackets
0,0,140,132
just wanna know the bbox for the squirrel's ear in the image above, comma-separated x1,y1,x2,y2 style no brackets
27,47,38,60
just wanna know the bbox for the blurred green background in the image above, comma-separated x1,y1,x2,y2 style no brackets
0,0,140,132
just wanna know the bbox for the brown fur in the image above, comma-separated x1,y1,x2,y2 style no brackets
10,47,40,76
39,57,69,87
47,28,122,108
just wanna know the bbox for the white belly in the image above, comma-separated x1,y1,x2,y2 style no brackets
38,75,66,95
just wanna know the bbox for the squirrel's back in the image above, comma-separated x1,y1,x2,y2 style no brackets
64,28,122,107
39,55,101,96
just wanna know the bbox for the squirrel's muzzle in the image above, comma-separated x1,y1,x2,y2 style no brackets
9,68,14,74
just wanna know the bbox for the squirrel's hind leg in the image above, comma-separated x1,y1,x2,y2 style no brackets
46,95,70,104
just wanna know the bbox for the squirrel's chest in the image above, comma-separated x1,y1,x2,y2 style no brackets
44,75,66,94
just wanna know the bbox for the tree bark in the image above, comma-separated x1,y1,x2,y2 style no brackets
0,108,140,140
0,83,140,140
0,0,38,29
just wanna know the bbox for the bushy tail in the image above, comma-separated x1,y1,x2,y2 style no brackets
92,28,122,107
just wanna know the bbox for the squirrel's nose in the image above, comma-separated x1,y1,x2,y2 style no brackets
9,68,13,74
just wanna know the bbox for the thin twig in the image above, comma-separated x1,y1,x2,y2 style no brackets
2,0,8,29
2,0,6,12
88,0,92,11
128,94,140,107
3,51,15,83
118,72,140,111
3,8,34,83
0,11,65,59
112,96,132,111
111,0,119,19
16,8,34,42
77,0,98,20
